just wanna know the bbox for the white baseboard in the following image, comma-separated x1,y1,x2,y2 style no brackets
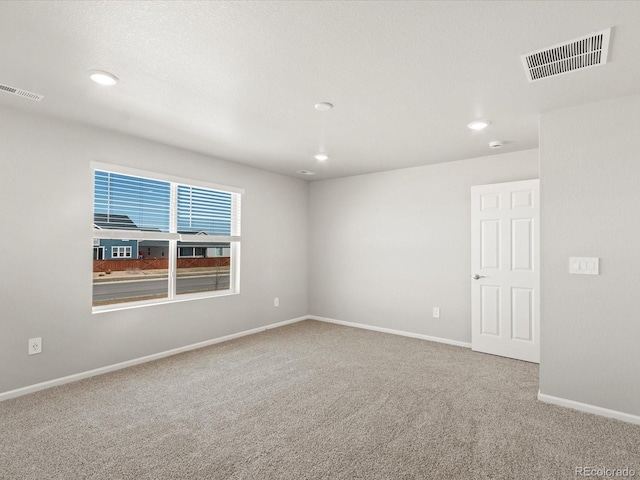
538,391,640,426
309,315,471,349
0,316,308,402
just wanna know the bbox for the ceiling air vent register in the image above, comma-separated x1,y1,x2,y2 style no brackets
0,83,44,101
521,28,611,82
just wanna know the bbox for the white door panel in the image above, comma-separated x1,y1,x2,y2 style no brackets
471,179,540,363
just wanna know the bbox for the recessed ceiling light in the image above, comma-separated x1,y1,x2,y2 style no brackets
89,70,118,86
467,120,491,130
314,102,333,111
314,153,329,161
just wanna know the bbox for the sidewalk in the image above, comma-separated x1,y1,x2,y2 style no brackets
93,267,230,282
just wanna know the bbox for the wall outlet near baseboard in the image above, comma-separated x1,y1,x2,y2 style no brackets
274,297,279,307
432,307,440,319
28,337,42,355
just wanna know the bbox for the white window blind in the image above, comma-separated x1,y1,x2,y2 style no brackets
177,185,232,236
94,171,171,232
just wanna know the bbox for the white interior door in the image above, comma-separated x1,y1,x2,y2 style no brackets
471,179,540,363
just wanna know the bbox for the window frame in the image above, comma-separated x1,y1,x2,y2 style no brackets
111,246,132,258
91,162,243,313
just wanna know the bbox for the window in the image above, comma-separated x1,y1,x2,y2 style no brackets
111,246,132,258
178,247,206,258
92,164,242,311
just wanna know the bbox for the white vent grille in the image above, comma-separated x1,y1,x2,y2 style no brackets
0,83,44,101
521,28,611,82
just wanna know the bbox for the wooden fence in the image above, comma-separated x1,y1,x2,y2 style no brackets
93,257,230,272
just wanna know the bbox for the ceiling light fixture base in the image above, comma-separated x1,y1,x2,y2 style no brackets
467,120,491,130
89,70,119,86
314,102,333,112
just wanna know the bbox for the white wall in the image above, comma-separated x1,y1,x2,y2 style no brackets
539,94,640,417
0,105,308,395
308,150,539,343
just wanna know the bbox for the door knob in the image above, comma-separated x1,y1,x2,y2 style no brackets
473,274,486,280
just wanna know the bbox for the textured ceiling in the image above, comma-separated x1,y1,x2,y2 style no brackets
1,1,640,180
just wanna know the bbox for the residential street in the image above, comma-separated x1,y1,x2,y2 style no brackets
93,274,230,305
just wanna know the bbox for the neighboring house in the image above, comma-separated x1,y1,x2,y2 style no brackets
176,231,230,258
93,213,140,260
137,240,230,259
93,215,229,260
93,238,138,260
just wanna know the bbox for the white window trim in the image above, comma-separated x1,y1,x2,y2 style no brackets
111,246,132,258
92,163,242,314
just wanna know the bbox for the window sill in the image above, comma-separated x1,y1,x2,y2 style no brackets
92,289,239,314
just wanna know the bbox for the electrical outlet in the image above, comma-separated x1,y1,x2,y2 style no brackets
28,337,42,355
432,307,440,319
274,297,279,307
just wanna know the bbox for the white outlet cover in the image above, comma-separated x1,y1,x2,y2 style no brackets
28,337,42,355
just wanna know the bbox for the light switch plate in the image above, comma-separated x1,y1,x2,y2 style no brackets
569,257,599,275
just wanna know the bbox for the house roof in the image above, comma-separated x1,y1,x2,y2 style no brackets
93,213,139,230
93,213,161,232
93,215,220,237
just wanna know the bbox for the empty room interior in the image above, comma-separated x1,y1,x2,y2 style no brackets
1,1,639,479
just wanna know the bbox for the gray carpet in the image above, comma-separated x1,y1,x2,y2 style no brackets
1,320,639,479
